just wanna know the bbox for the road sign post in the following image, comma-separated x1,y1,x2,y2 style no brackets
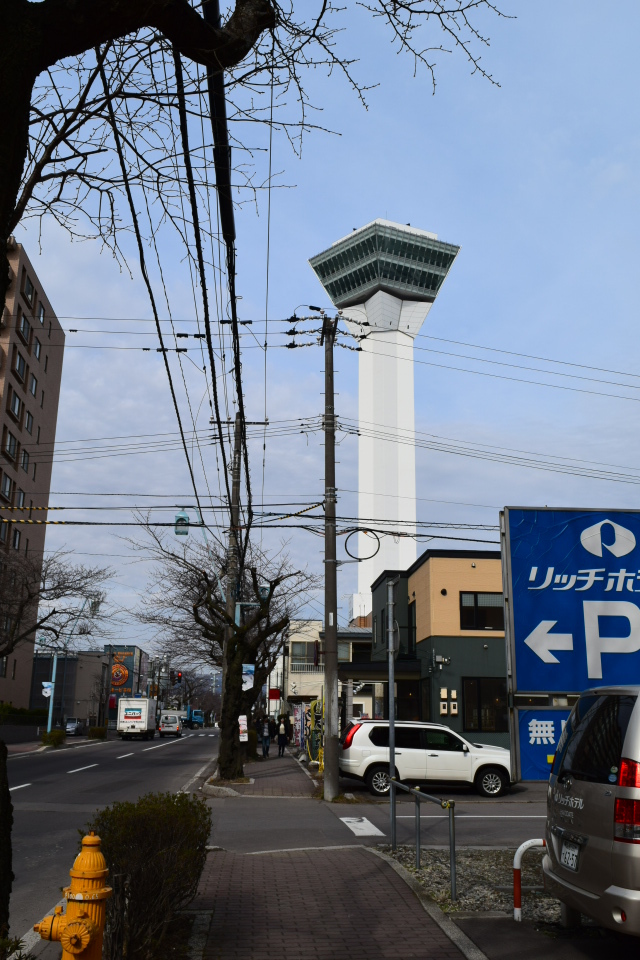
502,507,640,779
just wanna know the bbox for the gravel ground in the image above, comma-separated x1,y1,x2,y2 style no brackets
381,846,561,924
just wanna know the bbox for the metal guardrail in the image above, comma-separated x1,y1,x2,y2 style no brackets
390,778,457,901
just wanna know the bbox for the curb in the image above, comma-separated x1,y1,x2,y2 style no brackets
365,847,490,960
202,782,239,798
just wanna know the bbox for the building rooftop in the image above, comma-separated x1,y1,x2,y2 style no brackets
309,219,460,308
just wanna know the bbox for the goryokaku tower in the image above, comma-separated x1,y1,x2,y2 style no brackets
310,219,459,620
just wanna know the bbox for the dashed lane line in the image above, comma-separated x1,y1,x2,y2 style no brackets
67,764,98,774
117,753,134,759
9,783,30,792
142,737,187,752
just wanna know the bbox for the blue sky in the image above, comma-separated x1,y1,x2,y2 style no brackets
16,0,640,644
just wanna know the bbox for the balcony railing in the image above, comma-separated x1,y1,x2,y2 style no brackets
290,662,324,673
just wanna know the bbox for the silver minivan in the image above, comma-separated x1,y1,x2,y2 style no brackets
544,686,640,934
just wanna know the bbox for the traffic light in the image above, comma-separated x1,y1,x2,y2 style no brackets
170,669,175,686
177,671,183,684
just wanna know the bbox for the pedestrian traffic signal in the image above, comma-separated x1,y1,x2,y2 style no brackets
177,671,183,683
170,669,175,685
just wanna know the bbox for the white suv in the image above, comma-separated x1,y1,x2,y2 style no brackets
339,720,512,797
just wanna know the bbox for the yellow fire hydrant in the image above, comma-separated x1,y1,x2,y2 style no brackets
34,832,112,958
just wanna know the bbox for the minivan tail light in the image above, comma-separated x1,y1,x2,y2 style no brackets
342,723,362,750
618,758,640,788
614,798,640,843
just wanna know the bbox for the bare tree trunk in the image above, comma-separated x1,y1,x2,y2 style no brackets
218,652,245,780
0,740,13,943
0,24,34,313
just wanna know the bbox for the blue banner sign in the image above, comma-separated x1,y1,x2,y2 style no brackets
518,709,570,780
505,508,640,693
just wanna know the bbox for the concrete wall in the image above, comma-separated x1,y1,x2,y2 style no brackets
415,634,509,748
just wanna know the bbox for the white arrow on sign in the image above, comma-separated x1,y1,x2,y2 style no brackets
524,620,573,663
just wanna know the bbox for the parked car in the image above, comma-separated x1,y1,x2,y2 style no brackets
159,714,182,738
544,686,640,935
339,719,511,797
65,718,85,737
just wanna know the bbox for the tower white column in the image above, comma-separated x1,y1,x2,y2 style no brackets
309,219,459,622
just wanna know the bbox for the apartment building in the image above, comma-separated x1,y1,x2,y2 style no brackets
0,240,65,707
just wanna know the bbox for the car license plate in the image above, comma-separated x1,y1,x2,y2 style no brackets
560,841,580,871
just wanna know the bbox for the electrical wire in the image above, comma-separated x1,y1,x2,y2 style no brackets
97,49,207,526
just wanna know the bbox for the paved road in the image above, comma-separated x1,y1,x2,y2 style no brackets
7,730,219,947
208,777,548,854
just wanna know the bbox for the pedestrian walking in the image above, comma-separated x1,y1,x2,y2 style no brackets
277,719,288,757
268,716,277,740
262,718,271,758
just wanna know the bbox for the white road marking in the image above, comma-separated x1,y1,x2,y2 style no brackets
142,737,185,752
9,783,31,792
340,817,385,837
199,734,205,737
67,764,98,774
117,753,134,759
397,815,546,820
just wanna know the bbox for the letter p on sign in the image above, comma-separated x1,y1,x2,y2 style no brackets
584,601,640,679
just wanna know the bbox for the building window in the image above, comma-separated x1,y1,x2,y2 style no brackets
37,302,45,324
25,412,33,435
0,657,6,679
14,352,26,381
11,660,16,680
372,615,377,648
0,522,6,543
34,337,41,360
21,449,29,473
460,593,504,631
408,600,416,656
12,528,21,550
18,313,31,343
291,641,315,663
36,426,40,444
29,374,37,397
16,489,25,509
0,473,12,501
23,274,34,305
4,432,17,461
9,391,21,420
40,390,44,409
462,677,508,733
32,462,37,481
44,355,49,372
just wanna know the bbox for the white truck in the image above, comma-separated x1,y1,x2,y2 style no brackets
117,698,157,741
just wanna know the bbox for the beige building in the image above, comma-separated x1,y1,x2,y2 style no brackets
286,619,374,718
0,240,65,707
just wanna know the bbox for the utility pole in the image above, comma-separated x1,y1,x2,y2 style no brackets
221,412,243,712
322,315,339,801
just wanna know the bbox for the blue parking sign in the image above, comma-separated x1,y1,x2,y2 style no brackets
504,508,640,693
518,709,570,780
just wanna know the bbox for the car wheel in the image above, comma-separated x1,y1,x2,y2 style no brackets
366,765,392,797
475,766,508,797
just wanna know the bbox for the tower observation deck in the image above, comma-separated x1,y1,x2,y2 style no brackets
310,219,459,619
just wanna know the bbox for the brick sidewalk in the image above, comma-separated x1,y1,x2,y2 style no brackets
195,846,463,960
229,752,317,798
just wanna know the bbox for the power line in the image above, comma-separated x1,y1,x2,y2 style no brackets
97,50,208,531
